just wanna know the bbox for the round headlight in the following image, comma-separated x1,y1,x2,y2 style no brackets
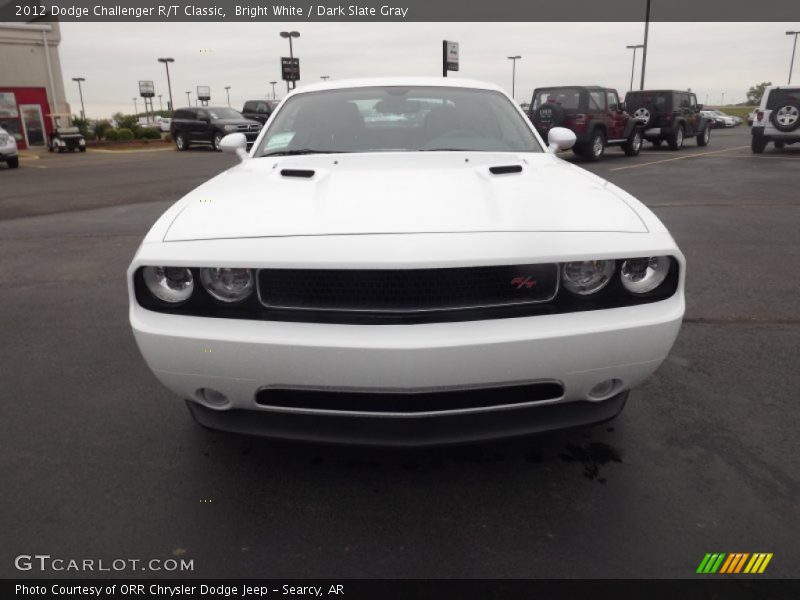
142,266,194,304
200,268,254,303
620,256,670,294
562,260,615,296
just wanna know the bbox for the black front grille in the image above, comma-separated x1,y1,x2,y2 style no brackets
257,264,559,315
255,382,564,414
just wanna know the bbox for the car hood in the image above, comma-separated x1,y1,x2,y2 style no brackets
163,152,648,242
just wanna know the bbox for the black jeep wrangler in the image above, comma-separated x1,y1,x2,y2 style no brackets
624,90,711,150
529,86,642,161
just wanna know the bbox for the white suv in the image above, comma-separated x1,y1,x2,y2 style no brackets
0,126,19,169
751,85,800,152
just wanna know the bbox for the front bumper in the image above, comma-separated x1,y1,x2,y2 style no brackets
187,390,629,446
130,293,683,443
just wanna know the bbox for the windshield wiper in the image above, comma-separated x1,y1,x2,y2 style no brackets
263,149,349,156
418,148,474,152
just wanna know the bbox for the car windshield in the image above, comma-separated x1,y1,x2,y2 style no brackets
207,108,243,120
254,86,542,156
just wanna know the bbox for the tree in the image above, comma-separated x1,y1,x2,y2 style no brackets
71,116,91,139
747,82,772,106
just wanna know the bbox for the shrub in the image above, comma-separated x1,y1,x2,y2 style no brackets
116,128,134,141
138,127,161,140
113,112,139,131
104,129,119,141
93,119,112,141
72,116,91,139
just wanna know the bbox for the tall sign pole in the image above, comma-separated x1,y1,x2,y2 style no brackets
443,40,459,78
639,0,651,90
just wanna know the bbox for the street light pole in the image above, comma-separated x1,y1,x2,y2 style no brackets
280,31,300,93
507,56,521,101
158,94,163,112
625,44,644,91
185,91,191,106
224,86,231,107
721,92,725,106
788,31,800,84
71,77,86,119
157,57,175,112
133,97,138,116
640,0,651,90
269,81,277,100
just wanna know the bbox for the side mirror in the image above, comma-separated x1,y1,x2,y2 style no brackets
219,133,248,161
547,127,576,153
619,101,626,112
697,104,704,110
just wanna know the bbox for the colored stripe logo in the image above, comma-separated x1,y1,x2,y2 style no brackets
697,553,773,574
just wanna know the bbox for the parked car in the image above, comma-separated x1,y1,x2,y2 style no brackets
528,85,643,160
48,126,86,153
625,90,711,149
128,77,685,445
700,110,736,128
241,100,280,125
0,125,19,168
169,106,261,151
751,85,800,153
156,116,172,132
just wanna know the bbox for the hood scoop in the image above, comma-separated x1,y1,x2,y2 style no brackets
281,168,315,179
489,165,523,175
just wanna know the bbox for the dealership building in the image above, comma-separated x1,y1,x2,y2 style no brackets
0,21,70,149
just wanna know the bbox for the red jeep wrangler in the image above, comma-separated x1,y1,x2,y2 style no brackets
529,86,642,161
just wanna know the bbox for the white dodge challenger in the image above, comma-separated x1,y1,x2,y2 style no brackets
128,78,685,445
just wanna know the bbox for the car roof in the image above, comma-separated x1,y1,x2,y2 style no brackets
627,89,689,94
533,85,607,91
289,77,506,95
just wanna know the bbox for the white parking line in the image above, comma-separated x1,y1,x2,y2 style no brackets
609,145,749,172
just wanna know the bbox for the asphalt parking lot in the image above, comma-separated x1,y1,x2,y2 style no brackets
1,127,798,578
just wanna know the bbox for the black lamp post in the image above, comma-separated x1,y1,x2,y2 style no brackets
157,57,175,112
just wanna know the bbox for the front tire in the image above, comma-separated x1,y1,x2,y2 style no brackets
667,124,685,151
212,132,223,152
7,156,19,168
175,133,189,151
622,128,642,156
696,125,710,147
775,141,786,149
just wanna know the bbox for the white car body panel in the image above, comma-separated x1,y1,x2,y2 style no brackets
128,77,685,444
753,85,800,138
0,126,19,159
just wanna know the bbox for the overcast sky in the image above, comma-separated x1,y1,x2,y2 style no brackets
59,21,798,117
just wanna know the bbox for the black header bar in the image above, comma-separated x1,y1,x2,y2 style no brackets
2,0,799,22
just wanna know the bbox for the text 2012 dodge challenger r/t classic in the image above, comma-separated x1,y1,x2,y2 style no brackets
128,78,685,445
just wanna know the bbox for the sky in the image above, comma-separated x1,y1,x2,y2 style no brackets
58,21,799,118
